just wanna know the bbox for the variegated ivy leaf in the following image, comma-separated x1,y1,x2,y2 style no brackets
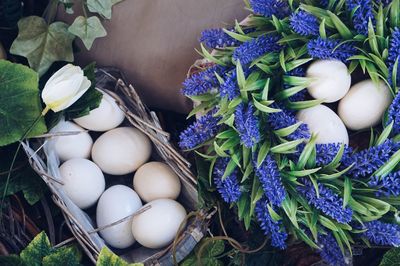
97,247,143,266
20,232,51,266
68,16,107,50
87,0,113,19
10,16,74,76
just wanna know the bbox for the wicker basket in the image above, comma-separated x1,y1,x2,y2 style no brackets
22,67,211,265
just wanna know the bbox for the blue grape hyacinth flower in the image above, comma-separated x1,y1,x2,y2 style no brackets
362,221,400,246
290,11,319,36
233,34,282,65
255,197,288,249
346,0,375,35
249,0,291,19
318,232,347,266
200,28,240,49
387,28,400,86
213,158,242,203
182,65,226,96
234,102,261,148
179,111,221,149
253,154,286,206
387,92,400,135
297,179,353,224
307,38,357,62
369,171,400,197
315,143,353,167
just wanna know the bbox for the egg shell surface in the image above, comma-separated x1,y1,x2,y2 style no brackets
131,199,186,249
133,162,181,202
50,120,93,162
96,185,142,249
338,79,392,130
91,127,152,175
306,60,351,103
59,158,105,209
296,104,349,144
73,89,125,131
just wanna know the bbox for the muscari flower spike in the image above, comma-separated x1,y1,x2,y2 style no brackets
255,197,288,249
387,28,400,86
182,65,226,96
179,111,221,149
346,0,375,36
233,34,282,65
297,179,353,224
318,232,347,266
268,103,310,141
200,28,240,49
387,93,400,135
307,38,357,62
213,158,242,203
315,143,353,167
219,68,245,100
290,11,319,36
234,102,261,148
249,0,291,19
362,220,400,246
341,139,400,179
253,154,286,206
369,171,400,197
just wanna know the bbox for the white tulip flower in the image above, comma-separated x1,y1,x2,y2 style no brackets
41,64,91,112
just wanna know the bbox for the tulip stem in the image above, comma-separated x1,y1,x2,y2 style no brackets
0,106,50,218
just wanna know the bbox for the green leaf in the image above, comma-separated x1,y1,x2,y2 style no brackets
42,245,82,266
68,16,107,50
343,177,352,208
273,122,302,138
223,29,252,42
20,232,51,266
10,16,74,76
374,149,400,177
253,98,281,113
297,134,317,169
0,255,25,266
286,99,324,110
0,60,47,146
282,196,299,228
97,247,142,266
380,248,400,266
375,121,393,146
270,139,304,154
390,0,399,28
203,239,225,257
87,0,112,19
257,140,270,167
327,11,353,39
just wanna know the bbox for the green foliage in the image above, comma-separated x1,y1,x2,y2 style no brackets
0,60,47,146
68,16,107,50
0,231,82,266
380,248,400,266
10,16,75,76
96,247,143,266
180,239,225,266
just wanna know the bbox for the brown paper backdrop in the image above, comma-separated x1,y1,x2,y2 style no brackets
58,1,249,113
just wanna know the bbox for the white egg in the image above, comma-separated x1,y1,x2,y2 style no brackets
73,89,125,131
59,158,105,209
50,121,93,162
296,105,349,144
133,162,181,202
306,60,351,103
338,79,392,130
131,199,186,249
96,185,142,249
92,127,152,175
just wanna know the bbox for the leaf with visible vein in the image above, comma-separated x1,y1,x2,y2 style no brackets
68,16,107,50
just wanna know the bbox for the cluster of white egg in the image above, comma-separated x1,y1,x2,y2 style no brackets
50,89,186,250
295,59,392,144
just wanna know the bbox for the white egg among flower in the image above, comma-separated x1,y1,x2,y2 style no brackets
58,158,105,209
96,185,142,249
91,127,152,175
73,89,125,131
50,120,93,162
338,79,392,130
296,105,349,144
306,60,351,103
131,199,186,249
133,162,181,202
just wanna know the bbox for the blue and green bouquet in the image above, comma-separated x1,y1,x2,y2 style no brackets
180,0,400,265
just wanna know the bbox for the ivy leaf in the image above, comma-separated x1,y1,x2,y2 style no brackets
42,245,82,266
380,248,400,266
97,247,143,266
87,0,113,19
20,232,52,266
68,16,107,50
10,16,74,76
0,60,47,146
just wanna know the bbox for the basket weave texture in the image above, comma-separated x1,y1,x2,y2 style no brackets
23,67,209,265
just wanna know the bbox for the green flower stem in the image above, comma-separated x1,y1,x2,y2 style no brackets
0,106,50,214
